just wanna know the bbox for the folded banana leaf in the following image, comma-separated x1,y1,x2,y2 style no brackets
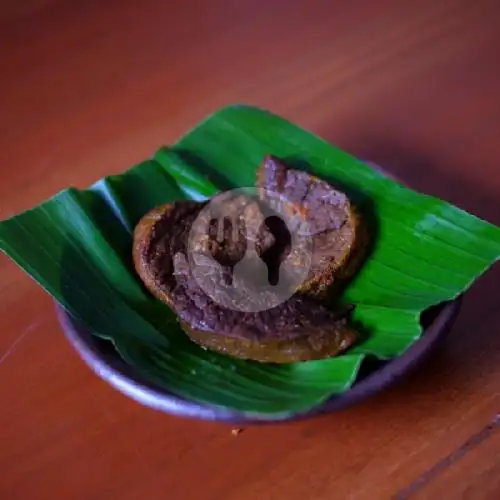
1,105,499,415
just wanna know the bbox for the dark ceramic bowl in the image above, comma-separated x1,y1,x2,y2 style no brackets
56,162,463,424
57,301,461,424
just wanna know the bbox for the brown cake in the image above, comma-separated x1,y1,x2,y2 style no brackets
256,155,367,299
132,192,358,363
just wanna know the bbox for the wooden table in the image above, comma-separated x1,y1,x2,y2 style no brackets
1,1,499,498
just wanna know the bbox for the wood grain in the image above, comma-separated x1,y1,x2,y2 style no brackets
1,1,499,498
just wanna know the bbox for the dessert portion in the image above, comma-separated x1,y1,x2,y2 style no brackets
133,156,366,363
257,156,366,299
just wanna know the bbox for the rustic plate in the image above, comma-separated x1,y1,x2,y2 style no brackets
56,297,461,424
1,107,496,423
55,161,462,423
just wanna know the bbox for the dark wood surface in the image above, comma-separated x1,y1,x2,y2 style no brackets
1,1,499,498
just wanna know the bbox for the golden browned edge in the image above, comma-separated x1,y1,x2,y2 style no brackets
255,158,267,192
337,208,370,280
132,203,177,309
180,320,357,364
298,206,366,299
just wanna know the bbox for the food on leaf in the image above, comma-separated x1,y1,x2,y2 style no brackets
2,104,500,414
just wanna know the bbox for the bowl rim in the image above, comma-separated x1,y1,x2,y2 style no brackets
56,298,461,424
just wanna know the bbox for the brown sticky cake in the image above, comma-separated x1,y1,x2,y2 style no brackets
132,194,357,363
256,155,367,299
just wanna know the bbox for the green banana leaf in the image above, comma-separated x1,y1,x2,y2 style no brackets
1,104,500,416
